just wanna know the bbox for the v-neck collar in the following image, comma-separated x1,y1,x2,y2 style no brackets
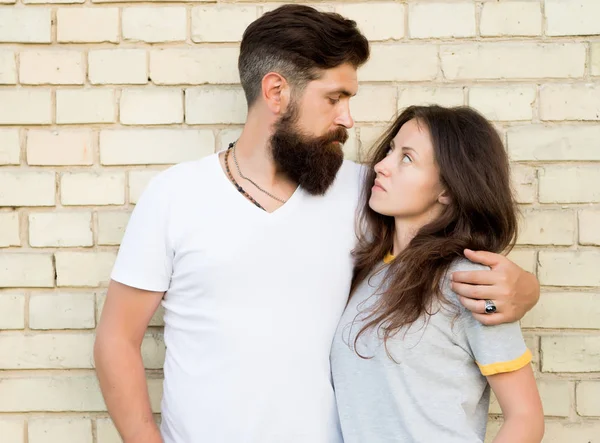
214,152,302,219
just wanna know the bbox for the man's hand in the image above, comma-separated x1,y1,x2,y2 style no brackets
451,249,540,326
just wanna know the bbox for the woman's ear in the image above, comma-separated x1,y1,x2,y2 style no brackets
438,189,452,206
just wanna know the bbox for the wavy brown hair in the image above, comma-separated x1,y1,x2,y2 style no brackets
352,105,518,353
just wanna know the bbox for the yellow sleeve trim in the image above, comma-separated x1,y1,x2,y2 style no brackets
383,252,395,264
476,349,532,376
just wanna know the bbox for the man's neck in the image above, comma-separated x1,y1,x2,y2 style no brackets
234,111,291,189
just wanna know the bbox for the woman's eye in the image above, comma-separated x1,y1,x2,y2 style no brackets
401,154,412,164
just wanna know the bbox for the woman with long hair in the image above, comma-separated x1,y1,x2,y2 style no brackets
331,105,544,443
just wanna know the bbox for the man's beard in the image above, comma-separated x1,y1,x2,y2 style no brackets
270,104,348,196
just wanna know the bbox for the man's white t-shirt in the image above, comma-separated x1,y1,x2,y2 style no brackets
110,152,364,443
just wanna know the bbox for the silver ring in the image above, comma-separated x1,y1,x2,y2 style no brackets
484,300,497,314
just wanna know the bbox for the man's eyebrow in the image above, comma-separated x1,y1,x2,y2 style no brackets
329,89,356,97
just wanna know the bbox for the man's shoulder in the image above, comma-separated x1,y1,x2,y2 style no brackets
148,154,217,190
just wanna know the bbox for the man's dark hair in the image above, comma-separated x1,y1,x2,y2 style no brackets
238,4,370,107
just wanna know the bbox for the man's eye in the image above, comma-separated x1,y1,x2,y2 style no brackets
329,97,340,105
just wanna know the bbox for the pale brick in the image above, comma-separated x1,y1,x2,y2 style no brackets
123,7,186,43
0,8,51,43
0,419,24,443
522,293,600,329
540,84,600,121
480,2,542,37
539,251,600,287
351,85,397,123
129,170,162,204
511,164,536,204
335,3,404,41
0,333,94,369
539,166,600,203
148,378,163,413
360,45,439,82
57,8,119,43
592,42,600,76
142,333,166,369
192,5,257,42
440,43,585,80
0,90,52,124
542,422,600,443
508,125,600,161
97,211,130,245
0,212,20,247
89,49,147,85
0,171,55,206
55,251,116,287
27,129,94,166
342,128,359,163
409,2,475,38
20,50,84,85
546,0,600,36
24,0,84,3
0,294,25,329
577,381,600,416
579,210,600,246
261,3,333,14
56,89,115,124
30,293,96,329
469,86,535,121
185,87,248,124
100,129,214,165
120,89,183,125
517,209,574,246
29,212,93,247
398,87,463,110
0,129,20,165
0,50,16,84
484,419,502,443
97,292,164,327
29,418,92,443
150,48,240,85
0,253,54,288
523,334,539,369
0,376,105,412
507,250,536,275
219,128,243,152
61,172,125,206
359,125,387,159
542,336,600,372
96,419,121,443
538,380,571,417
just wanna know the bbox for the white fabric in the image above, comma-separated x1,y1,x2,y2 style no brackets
111,153,364,443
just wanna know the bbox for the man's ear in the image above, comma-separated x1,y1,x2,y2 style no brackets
438,189,452,206
261,72,290,114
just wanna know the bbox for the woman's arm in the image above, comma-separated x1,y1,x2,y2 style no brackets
487,364,544,443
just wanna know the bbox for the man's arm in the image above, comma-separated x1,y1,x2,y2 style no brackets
450,249,540,326
94,280,165,443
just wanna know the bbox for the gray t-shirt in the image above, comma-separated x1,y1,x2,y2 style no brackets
330,258,531,443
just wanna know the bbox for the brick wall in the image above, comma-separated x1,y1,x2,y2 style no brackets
0,1,599,442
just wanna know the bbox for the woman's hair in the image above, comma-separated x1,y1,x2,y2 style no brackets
238,4,370,107
351,105,518,352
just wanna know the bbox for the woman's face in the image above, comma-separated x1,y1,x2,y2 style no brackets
369,119,449,224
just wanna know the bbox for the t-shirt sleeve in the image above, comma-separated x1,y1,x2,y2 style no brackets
449,260,532,377
110,173,174,292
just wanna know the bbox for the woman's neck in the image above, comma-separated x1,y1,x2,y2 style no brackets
392,208,444,256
